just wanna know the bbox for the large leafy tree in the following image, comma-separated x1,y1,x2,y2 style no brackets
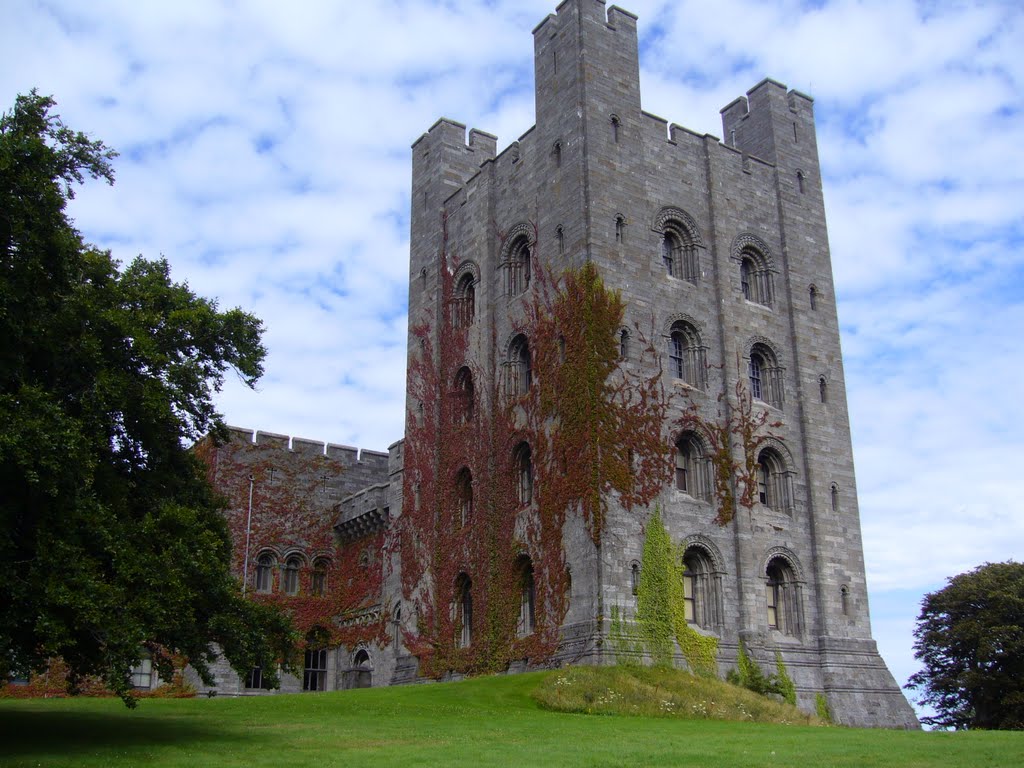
0,91,295,703
908,561,1024,729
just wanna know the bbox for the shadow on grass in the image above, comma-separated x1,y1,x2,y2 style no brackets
0,706,254,759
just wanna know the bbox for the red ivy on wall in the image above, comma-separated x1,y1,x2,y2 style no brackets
397,217,670,677
198,439,389,653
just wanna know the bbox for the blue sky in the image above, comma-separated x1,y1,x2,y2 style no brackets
5,0,1023,721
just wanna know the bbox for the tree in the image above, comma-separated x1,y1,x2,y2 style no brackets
908,561,1024,729
0,91,296,704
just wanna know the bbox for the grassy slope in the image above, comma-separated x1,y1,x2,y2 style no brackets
1,671,1022,768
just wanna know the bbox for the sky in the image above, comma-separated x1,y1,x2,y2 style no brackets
4,0,1022,721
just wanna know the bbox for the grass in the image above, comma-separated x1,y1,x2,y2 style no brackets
1,669,1022,767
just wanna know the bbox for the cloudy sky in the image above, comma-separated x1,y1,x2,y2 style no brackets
5,0,1022,720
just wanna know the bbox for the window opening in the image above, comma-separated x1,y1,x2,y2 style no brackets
255,553,275,593
515,443,533,505
303,648,328,691
284,556,301,595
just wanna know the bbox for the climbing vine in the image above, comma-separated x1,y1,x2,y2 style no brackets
676,375,781,526
197,439,389,654
633,508,718,674
397,217,668,677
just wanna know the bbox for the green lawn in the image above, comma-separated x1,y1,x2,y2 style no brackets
2,672,1022,768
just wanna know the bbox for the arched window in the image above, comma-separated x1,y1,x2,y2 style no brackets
553,140,562,168
514,442,533,505
615,215,625,243
311,557,329,597
661,224,699,282
682,547,719,629
796,170,805,194
456,467,473,526
630,561,640,596
675,432,710,500
830,482,839,512
516,556,536,637
765,556,802,636
454,573,473,648
748,343,783,409
283,555,302,595
819,375,828,404
739,248,772,306
756,448,792,513
454,366,474,423
840,585,850,616
619,329,629,361
255,553,275,593
668,322,707,389
504,235,531,296
453,272,475,328
610,114,620,143
508,335,531,396
556,225,564,254
809,285,818,310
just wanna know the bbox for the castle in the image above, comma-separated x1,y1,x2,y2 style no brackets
190,0,918,728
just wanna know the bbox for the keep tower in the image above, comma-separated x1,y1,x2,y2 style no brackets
400,0,917,728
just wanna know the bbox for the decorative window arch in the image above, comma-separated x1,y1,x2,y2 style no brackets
681,547,716,629
454,366,474,423
455,467,473,527
764,552,804,636
746,340,784,409
667,319,707,389
255,552,276,594
311,557,330,597
732,234,775,307
674,431,711,500
454,573,473,648
501,227,533,296
507,334,531,397
514,442,533,506
654,209,701,282
516,555,536,637
453,271,475,328
756,446,794,514
283,554,304,596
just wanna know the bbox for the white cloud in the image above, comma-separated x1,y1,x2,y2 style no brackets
4,0,1023,720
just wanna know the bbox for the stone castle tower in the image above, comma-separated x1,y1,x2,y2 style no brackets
400,0,917,727
190,0,915,729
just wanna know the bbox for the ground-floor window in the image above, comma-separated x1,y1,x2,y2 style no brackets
303,648,328,691
130,657,153,689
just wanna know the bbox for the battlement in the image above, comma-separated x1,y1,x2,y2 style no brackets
534,0,637,35
411,118,497,161
720,78,816,164
336,482,390,542
225,426,389,472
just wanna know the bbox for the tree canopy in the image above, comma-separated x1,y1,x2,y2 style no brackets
0,91,295,703
908,560,1024,730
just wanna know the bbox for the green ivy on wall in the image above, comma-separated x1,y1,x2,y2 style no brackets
633,508,718,675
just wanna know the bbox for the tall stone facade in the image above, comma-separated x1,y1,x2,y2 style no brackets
201,0,916,729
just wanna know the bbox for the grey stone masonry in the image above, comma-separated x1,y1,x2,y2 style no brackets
400,0,917,728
